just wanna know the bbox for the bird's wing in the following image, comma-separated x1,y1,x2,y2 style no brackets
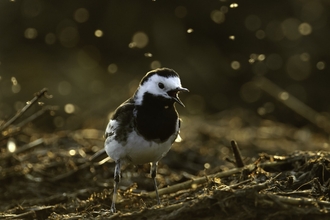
105,98,136,140
111,98,135,121
174,118,182,143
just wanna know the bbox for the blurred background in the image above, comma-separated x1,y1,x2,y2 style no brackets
1,0,330,132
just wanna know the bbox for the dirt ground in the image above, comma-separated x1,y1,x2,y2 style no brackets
1,108,330,220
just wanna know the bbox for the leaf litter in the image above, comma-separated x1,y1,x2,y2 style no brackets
1,89,330,219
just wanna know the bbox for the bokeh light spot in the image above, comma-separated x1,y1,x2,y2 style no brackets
12,84,21,93
279,92,289,100
258,54,266,61
144,53,153,58
11,77,18,85
130,32,149,49
11,77,21,93
94,29,103,37
298,23,312,35
258,102,275,115
281,18,301,40
53,116,65,128
45,33,56,45
255,30,266,39
150,60,161,69
250,54,257,61
108,63,118,74
187,28,194,33
64,103,75,114
74,8,89,23
204,163,211,169
7,138,16,153
231,61,240,70
69,149,76,156
24,28,38,39
300,52,310,62
257,107,266,115
211,10,225,24
58,81,72,95
230,3,239,8
128,42,136,48
316,61,325,70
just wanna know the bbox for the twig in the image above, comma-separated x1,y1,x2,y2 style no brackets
229,179,253,189
16,105,58,128
0,106,58,139
0,88,52,132
127,153,307,202
1,205,54,219
49,151,111,182
254,76,330,134
293,177,317,192
108,202,187,219
1,210,36,219
263,193,330,207
144,165,249,199
231,140,244,168
89,148,108,162
257,153,310,172
144,158,298,199
0,138,44,160
275,189,313,197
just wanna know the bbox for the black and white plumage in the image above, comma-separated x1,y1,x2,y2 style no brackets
104,68,188,212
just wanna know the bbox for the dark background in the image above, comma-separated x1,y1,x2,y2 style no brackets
1,0,330,132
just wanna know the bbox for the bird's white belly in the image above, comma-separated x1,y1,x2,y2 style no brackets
105,130,175,165
126,131,174,164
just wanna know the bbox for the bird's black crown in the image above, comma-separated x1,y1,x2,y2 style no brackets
140,68,180,85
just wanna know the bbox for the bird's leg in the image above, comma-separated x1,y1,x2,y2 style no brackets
150,161,161,205
111,160,121,213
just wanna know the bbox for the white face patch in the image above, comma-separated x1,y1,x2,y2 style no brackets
134,74,182,105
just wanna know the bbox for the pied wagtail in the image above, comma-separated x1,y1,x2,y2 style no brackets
104,67,188,213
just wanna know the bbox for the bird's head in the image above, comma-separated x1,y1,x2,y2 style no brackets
134,68,189,107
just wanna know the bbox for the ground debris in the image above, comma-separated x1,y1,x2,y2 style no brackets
1,109,330,219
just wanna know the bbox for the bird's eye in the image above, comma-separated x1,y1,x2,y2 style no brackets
158,82,165,89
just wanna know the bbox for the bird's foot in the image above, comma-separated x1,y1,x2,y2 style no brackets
110,204,116,213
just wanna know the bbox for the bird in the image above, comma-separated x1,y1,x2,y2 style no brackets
104,67,189,213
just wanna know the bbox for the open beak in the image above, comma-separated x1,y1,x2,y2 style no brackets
167,87,189,107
